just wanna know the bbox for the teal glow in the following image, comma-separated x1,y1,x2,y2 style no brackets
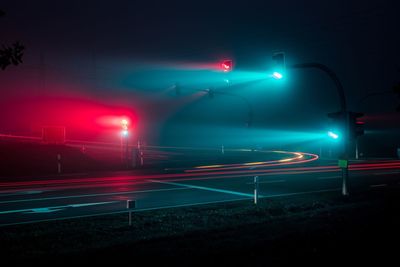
118,63,271,94
161,123,327,149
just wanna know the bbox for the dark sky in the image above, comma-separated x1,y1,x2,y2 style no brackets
1,0,400,147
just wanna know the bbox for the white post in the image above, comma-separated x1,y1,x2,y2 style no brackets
254,176,259,205
126,200,136,226
57,154,61,174
342,167,349,196
221,144,224,154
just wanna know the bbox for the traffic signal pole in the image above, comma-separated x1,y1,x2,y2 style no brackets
291,63,347,112
291,63,350,196
342,111,350,196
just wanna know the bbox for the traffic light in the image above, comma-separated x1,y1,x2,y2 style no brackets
348,112,365,139
206,88,214,98
271,52,285,79
327,111,344,140
221,60,233,72
121,119,129,136
327,111,365,140
328,131,339,139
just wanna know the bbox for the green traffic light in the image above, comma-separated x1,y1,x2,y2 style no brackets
328,131,339,139
272,71,283,79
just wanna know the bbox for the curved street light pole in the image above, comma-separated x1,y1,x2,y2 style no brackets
291,63,350,196
291,63,347,113
358,90,393,107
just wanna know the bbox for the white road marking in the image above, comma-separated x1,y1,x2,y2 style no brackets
149,179,255,198
370,184,387,188
25,208,64,214
0,187,189,205
0,187,344,227
245,179,286,185
0,201,119,215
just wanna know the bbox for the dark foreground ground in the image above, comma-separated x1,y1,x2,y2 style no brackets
1,186,400,266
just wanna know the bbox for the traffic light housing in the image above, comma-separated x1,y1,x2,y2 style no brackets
327,111,345,140
272,52,285,79
348,111,365,139
327,111,365,141
221,60,233,72
206,88,214,98
121,119,129,136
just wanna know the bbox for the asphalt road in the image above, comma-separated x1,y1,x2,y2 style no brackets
1,150,400,226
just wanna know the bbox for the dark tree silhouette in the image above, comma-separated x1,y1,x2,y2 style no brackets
0,9,25,70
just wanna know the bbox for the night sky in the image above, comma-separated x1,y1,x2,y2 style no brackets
1,0,399,150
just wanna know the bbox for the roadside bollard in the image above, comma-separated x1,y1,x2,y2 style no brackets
254,176,259,205
126,200,136,226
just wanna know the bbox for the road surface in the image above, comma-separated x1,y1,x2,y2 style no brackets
1,149,400,226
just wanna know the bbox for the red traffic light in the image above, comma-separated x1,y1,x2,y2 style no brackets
221,60,233,72
121,119,129,130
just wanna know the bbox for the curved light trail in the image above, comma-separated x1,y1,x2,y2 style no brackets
2,151,400,226
1,151,400,193
187,151,319,173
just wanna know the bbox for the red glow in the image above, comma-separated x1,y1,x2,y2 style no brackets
4,95,137,142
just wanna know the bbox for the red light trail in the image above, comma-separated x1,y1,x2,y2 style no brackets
1,150,400,192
